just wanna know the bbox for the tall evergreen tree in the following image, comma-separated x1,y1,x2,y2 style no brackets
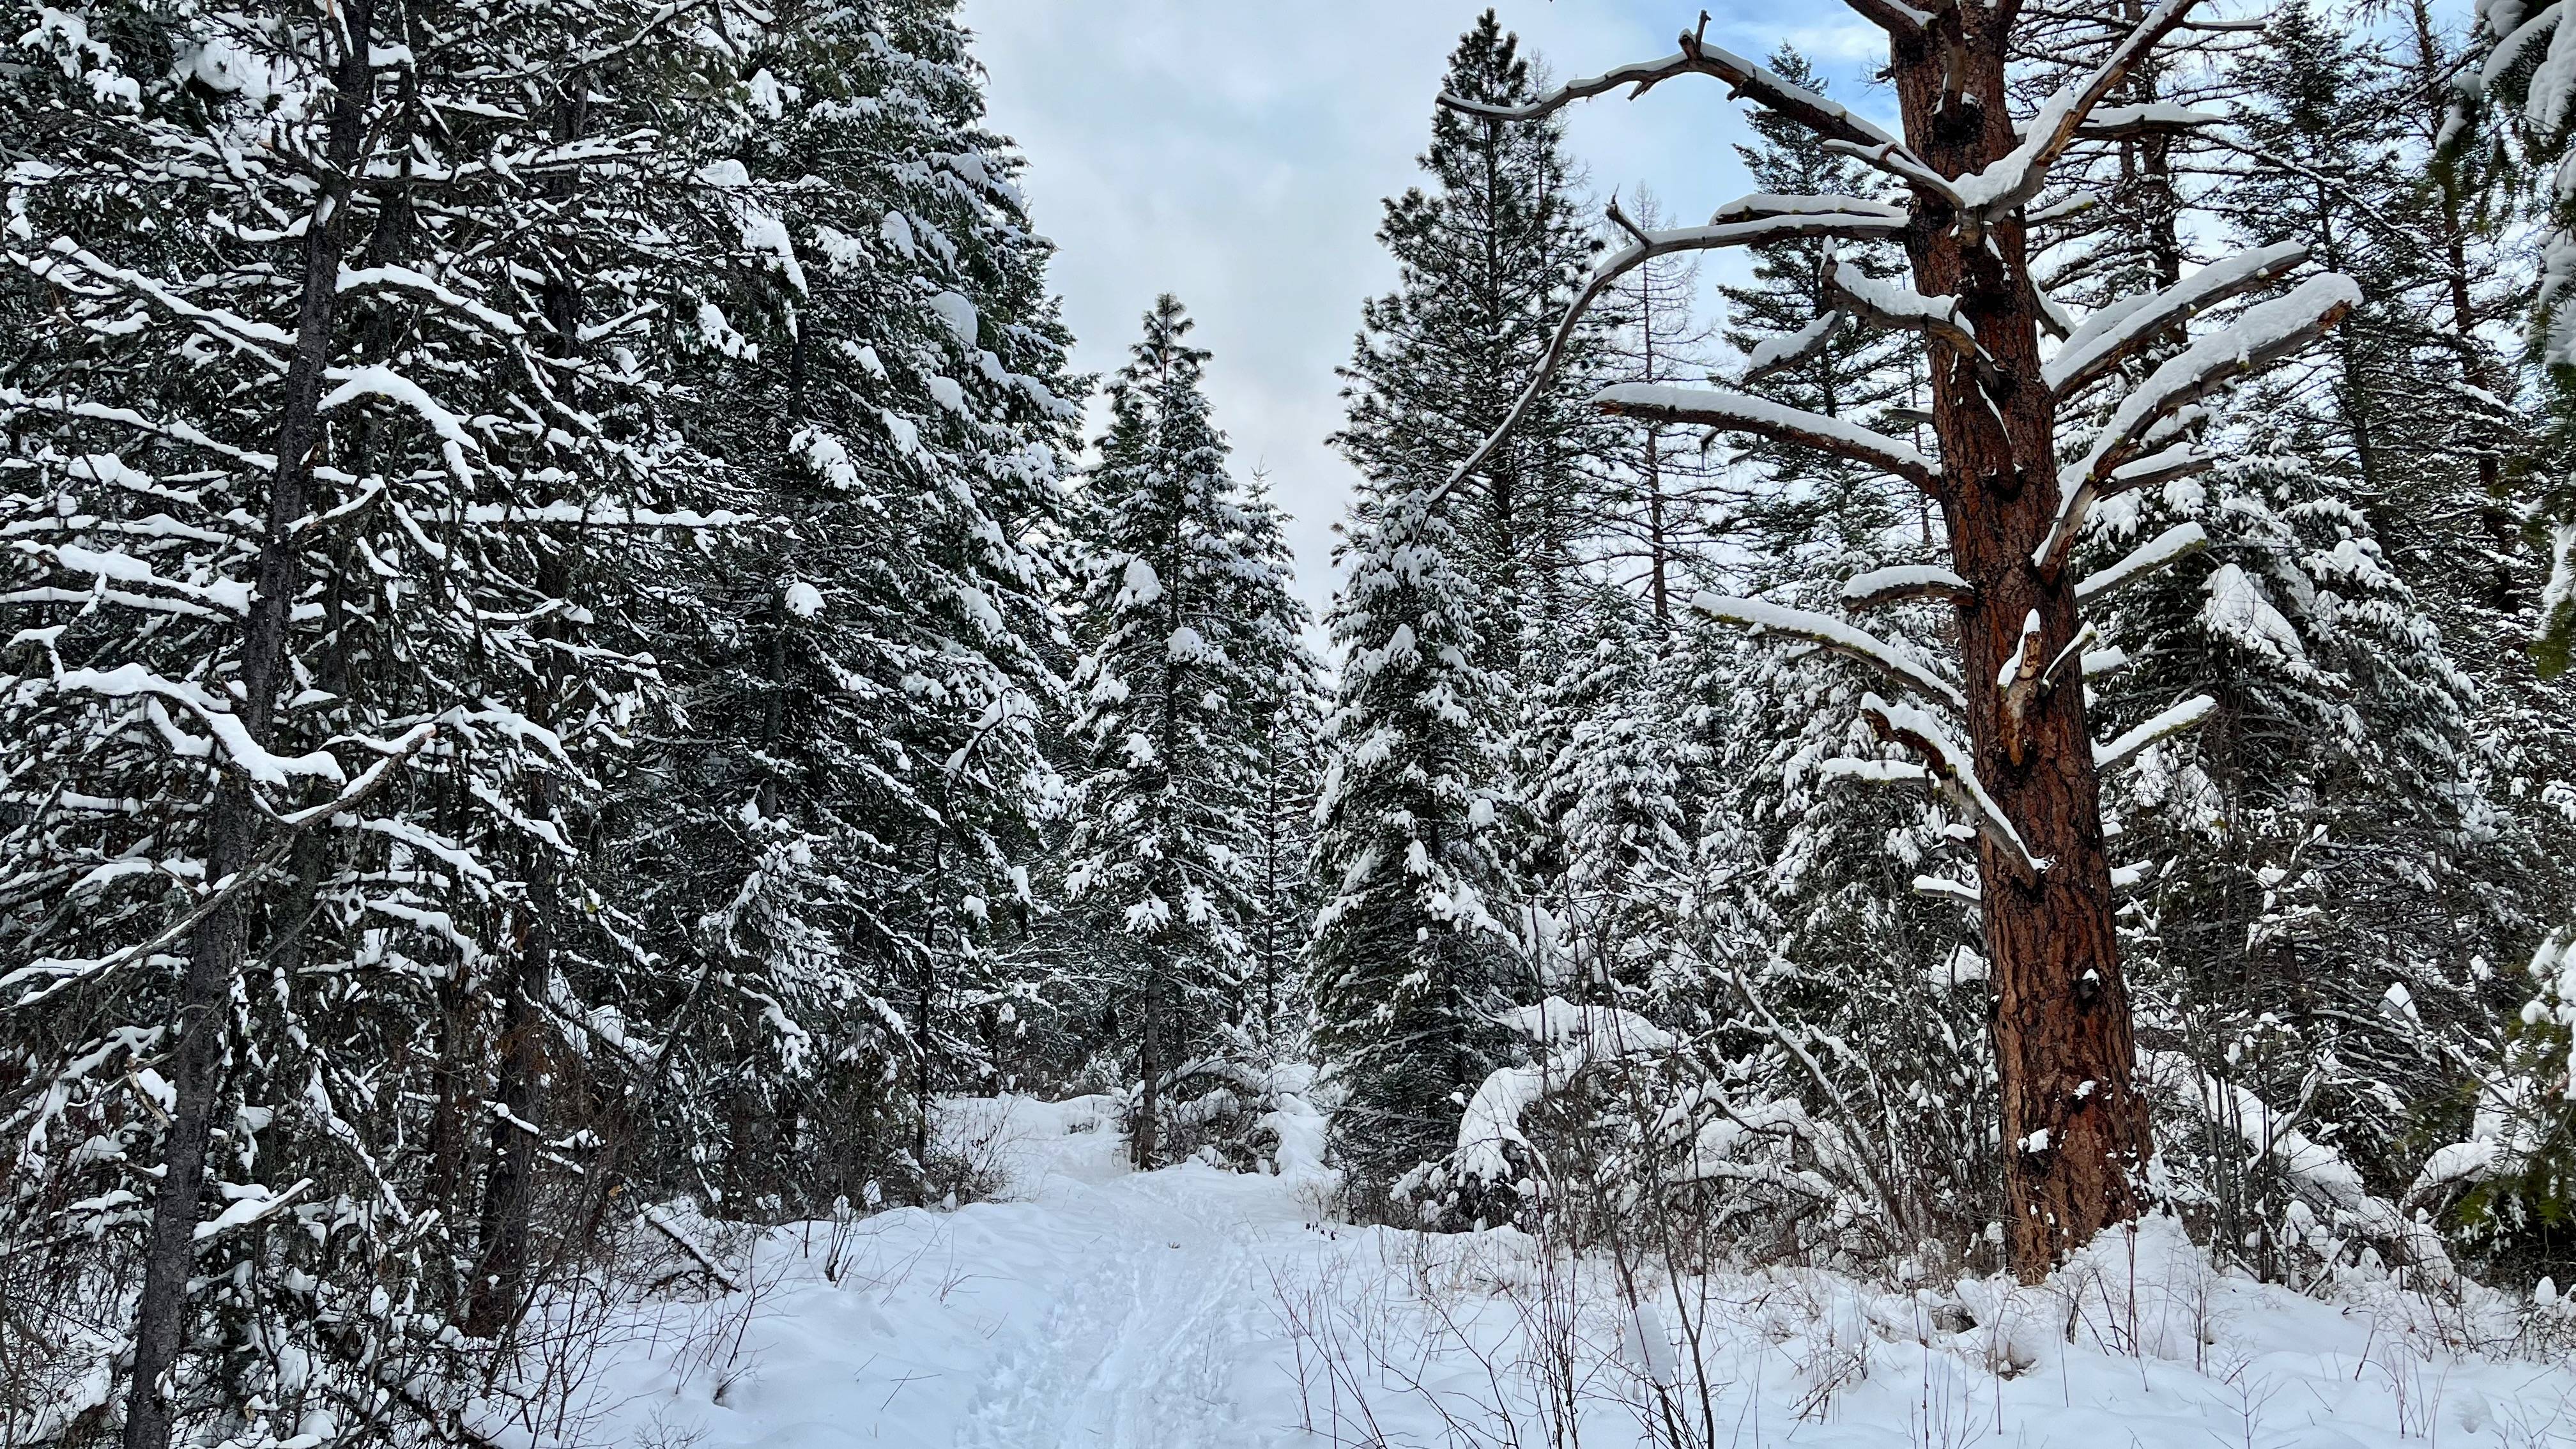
1308,481,1521,1208
1334,9,1607,672
613,0,1079,1209
1060,296,1315,1167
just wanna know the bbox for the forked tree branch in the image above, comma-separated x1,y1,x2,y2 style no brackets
2044,241,2310,399
1439,20,1908,158
2036,273,2357,574
1949,0,2209,227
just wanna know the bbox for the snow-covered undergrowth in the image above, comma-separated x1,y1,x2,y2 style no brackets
549,1092,2574,1448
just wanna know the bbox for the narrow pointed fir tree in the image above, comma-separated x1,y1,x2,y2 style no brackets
1058,295,1313,1167
1308,482,1522,1213
1448,1,2366,1272
1335,9,1608,673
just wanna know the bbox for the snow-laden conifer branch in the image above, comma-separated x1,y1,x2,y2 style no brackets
2075,522,2209,603
337,264,527,338
1438,26,1903,155
1946,0,2208,230
2035,273,2358,574
1597,382,1940,494
1818,757,1931,786
13,242,295,367
0,724,436,1011
1827,259,1983,362
1912,873,1981,903
1860,693,2048,877
2093,694,2217,772
1689,592,1966,712
2044,242,2310,398
1438,204,1910,500
1841,563,1974,611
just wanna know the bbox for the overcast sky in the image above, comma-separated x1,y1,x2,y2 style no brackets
957,1,1894,623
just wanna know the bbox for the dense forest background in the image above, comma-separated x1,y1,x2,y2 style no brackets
3,0,2572,1443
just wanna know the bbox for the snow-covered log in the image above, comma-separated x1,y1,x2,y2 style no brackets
2074,522,2209,603
1598,383,1938,494
1452,996,1675,1183
1860,693,2048,876
2092,694,2216,772
1690,592,1965,711
2044,243,2310,398
1841,563,1974,611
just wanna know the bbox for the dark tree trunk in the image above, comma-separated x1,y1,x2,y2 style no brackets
463,79,591,1337
1891,6,2152,1276
121,12,376,1446
1134,988,1161,1170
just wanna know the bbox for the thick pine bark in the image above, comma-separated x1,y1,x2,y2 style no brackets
121,13,376,1446
1891,9,2152,1275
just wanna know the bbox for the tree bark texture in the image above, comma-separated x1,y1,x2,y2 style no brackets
1889,7,2152,1276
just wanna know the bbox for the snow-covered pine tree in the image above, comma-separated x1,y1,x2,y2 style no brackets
1528,590,1692,1001
606,0,1079,1211
1307,480,1521,1211
1058,295,1310,1167
1335,8,1608,675
3,0,747,1434
1227,471,1326,1045
1448,1,2366,1273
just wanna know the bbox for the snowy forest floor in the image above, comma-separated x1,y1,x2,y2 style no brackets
549,1094,2576,1449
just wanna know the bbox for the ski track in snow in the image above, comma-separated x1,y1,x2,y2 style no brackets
580,1094,2576,1449
958,1170,1255,1448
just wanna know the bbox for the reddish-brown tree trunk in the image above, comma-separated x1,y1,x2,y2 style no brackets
1893,6,2152,1276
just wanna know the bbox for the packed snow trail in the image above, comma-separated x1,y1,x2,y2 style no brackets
582,1093,2576,1449
583,1092,1331,1448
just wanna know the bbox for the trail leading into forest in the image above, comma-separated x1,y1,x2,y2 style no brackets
581,1093,2576,1449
